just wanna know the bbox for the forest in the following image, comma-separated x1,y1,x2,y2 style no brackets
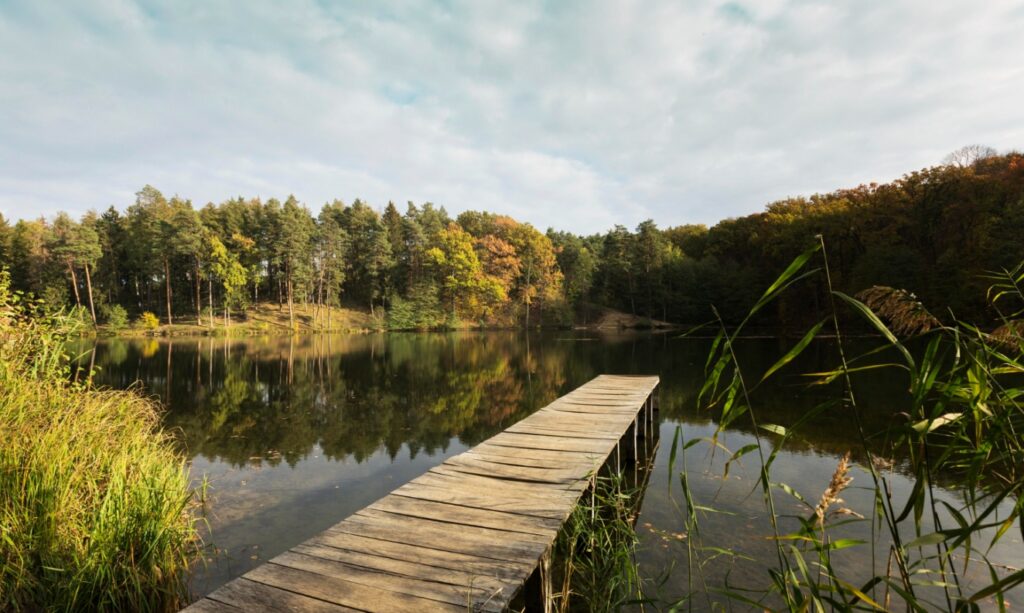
1,150,1022,331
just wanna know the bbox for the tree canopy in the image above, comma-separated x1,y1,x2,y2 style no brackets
1,152,1022,329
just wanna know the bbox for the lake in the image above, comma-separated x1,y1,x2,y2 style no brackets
71,331,1023,609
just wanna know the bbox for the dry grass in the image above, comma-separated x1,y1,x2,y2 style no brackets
856,286,942,337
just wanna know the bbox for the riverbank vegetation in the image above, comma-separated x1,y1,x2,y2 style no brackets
0,271,199,611
1,148,1021,332
651,244,1024,609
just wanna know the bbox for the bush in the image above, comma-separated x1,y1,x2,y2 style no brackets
0,271,198,611
100,304,128,330
387,283,445,330
138,311,160,330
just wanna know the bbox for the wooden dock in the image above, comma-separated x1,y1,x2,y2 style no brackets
184,374,659,612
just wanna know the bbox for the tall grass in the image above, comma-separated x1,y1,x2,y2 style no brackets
0,270,200,611
553,473,647,612
664,241,1024,611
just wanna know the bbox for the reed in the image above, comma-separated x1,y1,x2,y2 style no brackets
553,472,646,613
0,270,199,611
662,242,1024,611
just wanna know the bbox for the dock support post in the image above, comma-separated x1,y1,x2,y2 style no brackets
524,549,552,613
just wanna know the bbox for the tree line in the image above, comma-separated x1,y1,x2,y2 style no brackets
0,150,1022,330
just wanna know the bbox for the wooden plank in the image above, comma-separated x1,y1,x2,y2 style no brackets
182,598,241,612
390,481,570,519
290,542,513,596
367,494,561,536
485,432,616,454
353,508,553,547
461,449,598,471
330,513,549,563
305,531,532,583
469,442,606,466
505,423,622,440
269,551,505,612
247,563,466,613
441,455,587,484
420,467,586,496
205,577,359,612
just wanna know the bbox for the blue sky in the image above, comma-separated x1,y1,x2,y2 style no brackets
2,0,1023,233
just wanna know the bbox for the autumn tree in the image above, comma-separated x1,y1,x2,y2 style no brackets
497,218,562,326
426,223,504,320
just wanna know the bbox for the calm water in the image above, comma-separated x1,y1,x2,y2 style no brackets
71,332,1022,609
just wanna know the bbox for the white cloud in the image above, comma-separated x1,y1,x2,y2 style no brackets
1,0,1023,232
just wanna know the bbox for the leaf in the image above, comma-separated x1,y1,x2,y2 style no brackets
827,538,866,551
904,532,946,548
723,443,760,479
760,424,787,437
969,569,1024,602
760,320,826,383
833,290,915,369
750,243,821,316
910,412,963,433
775,482,812,508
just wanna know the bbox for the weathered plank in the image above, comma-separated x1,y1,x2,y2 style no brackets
184,374,659,612
247,563,465,612
367,494,561,536
269,551,505,612
205,577,359,612
305,531,531,582
290,541,512,595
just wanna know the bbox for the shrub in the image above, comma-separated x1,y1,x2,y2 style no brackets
138,311,160,330
100,304,129,330
0,270,198,610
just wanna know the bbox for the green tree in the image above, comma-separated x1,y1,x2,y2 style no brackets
0,213,11,266
274,196,315,329
166,199,207,325
48,213,102,323
342,200,393,317
316,202,349,329
124,186,169,321
549,230,597,308
634,220,669,320
208,235,248,327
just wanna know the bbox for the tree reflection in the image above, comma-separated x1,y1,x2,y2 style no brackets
75,333,912,470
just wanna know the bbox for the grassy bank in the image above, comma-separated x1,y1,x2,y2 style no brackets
0,272,199,611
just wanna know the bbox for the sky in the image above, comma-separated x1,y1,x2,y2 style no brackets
2,1,1023,234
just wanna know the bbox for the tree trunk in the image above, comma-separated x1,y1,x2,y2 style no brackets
209,278,214,331
195,259,203,326
164,257,173,325
66,260,81,307
287,275,295,330
83,263,97,324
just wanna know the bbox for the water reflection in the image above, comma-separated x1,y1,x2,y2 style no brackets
71,332,1021,605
